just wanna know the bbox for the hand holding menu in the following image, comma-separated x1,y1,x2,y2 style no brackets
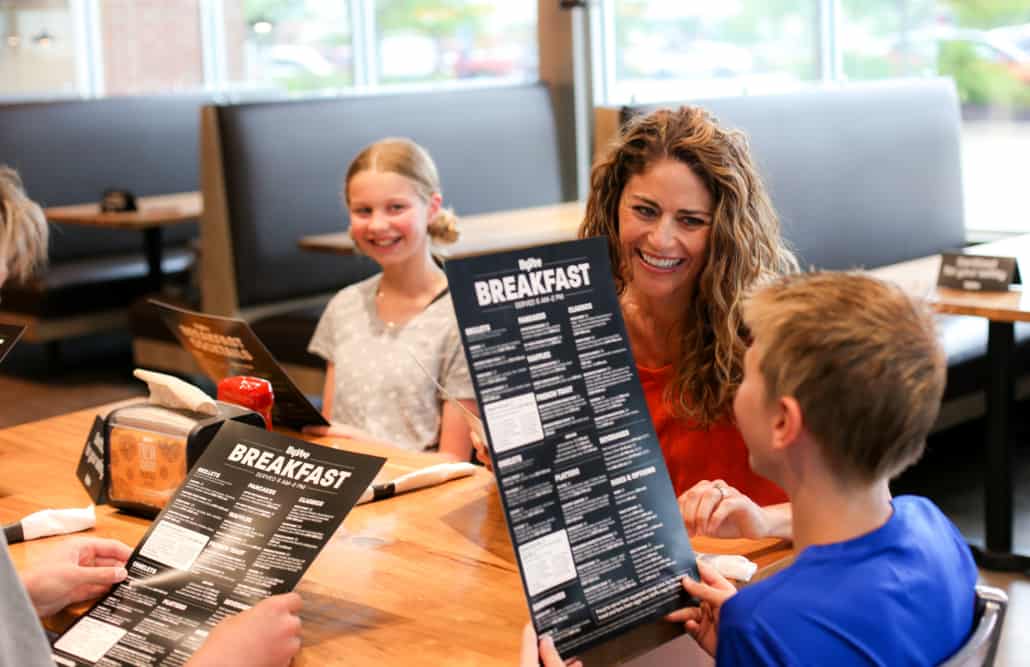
53,421,384,666
446,238,698,657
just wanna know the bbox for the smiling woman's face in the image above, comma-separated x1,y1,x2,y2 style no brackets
617,158,713,303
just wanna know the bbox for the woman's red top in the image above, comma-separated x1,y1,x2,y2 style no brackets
638,364,787,505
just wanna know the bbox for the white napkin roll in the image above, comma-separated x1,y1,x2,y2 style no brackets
357,462,478,504
21,505,97,541
696,552,759,582
133,369,218,415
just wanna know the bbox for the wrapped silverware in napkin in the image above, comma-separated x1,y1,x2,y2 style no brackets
2,505,96,544
356,462,477,505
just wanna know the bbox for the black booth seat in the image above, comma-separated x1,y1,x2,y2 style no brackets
2,246,194,318
249,307,325,370
1,95,210,343
937,316,1030,400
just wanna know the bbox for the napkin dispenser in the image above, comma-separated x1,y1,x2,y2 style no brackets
103,401,265,517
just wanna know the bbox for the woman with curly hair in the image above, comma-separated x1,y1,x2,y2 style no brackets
581,106,798,540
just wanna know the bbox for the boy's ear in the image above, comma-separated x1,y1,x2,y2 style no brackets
770,395,803,452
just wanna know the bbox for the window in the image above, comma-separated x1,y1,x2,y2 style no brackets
2,1,538,100
224,1,353,94
373,0,536,85
599,0,1030,234
603,0,819,104
0,0,79,99
222,0,536,93
99,1,204,95
840,0,1030,234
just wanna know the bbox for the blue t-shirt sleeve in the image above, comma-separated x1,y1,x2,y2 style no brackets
717,594,795,667
717,618,790,667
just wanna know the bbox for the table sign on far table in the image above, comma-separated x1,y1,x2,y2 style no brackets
44,192,202,291
299,201,585,261
2,402,792,666
872,233,1030,572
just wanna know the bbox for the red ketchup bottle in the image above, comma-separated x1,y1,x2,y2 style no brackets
217,376,274,430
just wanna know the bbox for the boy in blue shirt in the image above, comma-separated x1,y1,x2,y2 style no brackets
666,272,977,665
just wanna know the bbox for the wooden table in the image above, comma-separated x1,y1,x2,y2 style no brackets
872,233,1030,571
2,403,791,665
299,201,585,260
45,192,202,290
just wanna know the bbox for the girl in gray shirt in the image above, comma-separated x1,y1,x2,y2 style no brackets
306,139,476,459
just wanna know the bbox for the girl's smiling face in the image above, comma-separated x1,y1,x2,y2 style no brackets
347,169,439,267
617,158,713,303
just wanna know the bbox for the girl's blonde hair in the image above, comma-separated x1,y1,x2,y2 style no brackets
0,166,48,282
344,138,459,243
580,106,798,427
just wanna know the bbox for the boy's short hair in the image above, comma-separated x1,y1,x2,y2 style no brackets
742,272,946,483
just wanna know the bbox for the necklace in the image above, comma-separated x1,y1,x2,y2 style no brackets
376,273,447,330
376,289,397,329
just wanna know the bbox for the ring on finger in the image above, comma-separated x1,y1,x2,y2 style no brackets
713,483,728,500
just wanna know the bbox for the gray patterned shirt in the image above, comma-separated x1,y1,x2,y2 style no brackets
308,274,474,452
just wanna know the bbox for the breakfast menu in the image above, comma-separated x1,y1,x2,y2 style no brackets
151,300,328,431
0,322,25,365
52,421,384,666
446,237,697,656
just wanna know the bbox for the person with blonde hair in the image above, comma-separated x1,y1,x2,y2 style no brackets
0,166,48,285
305,138,477,460
666,271,976,665
529,272,976,665
582,106,798,539
0,166,304,667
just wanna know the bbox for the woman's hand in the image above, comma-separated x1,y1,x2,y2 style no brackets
519,623,582,667
187,593,303,667
678,479,772,539
665,560,736,657
20,537,131,617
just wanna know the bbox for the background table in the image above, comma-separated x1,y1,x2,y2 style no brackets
872,233,1030,571
45,192,202,290
299,201,584,260
3,402,790,665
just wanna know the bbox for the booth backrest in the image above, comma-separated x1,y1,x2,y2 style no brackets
596,78,966,270
202,84,563,314
0,95,207,261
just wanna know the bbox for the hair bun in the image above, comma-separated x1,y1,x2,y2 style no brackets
428,207,460,244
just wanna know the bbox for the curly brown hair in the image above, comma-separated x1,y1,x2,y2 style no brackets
580,106,798,426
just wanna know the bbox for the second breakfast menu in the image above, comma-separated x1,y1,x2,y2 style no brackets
446,237,697,656
52,421,384,666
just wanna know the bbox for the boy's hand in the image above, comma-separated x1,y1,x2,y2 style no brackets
21,537,131,617
665,560,736,656
187,593,302,667
519,624,582,667
678,479,769,538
